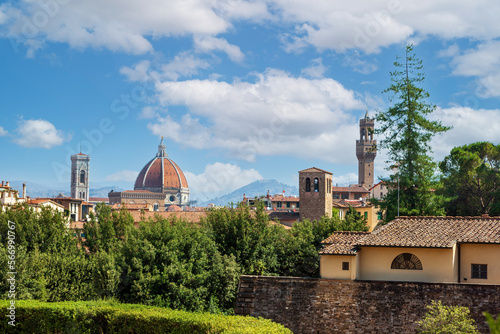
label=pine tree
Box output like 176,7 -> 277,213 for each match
375,44 -> 450,221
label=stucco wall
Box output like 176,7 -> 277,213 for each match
357,246 -> 457,283
460,243 -> 500,284
320,255 -> 356,279
235,275 -> 500,334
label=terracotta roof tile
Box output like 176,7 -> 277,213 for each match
331,186 -> 369,193
298,167 -> 332,174
358,216 -> 500,248
320,231 -> 370,255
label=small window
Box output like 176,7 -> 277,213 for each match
364,212 -> 368,219
471,264 -> 487,279
377,212 -> 382,220
314,178 -> 319,192
333,193 -> 340,199
80,170 -> 86,184
296,202 -> 299,208
277,202 -> 282,208
305,178 -> 311,192
341,193 -> 349,199
286,202 -> 291,208
153,203 -> 159,211
342,262 -> 349,271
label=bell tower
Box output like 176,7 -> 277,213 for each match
71,153 -> 90,202
356,111 -> 376,188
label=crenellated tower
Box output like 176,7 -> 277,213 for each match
356,111 -> 377,188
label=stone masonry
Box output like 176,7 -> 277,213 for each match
235,275 -> 500,333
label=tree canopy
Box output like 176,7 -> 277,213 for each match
439,142 -> 500,216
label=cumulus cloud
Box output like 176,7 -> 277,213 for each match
1,0 -> 238,55
3,0 -> 500,58
185,162 -> 263,201
106,170 -> 139,182
275,0 -> 500,53
14,119 -> 70,149
147,68 -> 365,162
194,35 -> 245,63
430,106 -> 500,160
301,58 -> 327,78
0,126 -> 7,136
443,41 -> 500,97
120,52 -> 211,82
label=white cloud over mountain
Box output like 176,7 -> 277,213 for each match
185,162 -> 263,201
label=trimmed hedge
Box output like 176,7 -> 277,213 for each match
0,300 -> 291,333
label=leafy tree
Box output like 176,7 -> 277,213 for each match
439,142 -> 500,216
344,205 -> 369,231
202,202 -> 285,276
375,44 -> 450,221
416,300 -> 478,334
484,312 -> 500,334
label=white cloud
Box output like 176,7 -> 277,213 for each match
14,119 -> 70,149
2,0 -> 238,55
194,36 -> 244,63
0,126 -> 7,136
273,0 -> 500,53
444,41 -> 500,97
332,173 -> 358,187
106,170 -> 139,182
120,52 -> 211,82
147,69 -> 366,163
301,58 -> 327,78
430,106 -> 500,160
120,60 -> 152,82
185,162 -> 263,201
4,0 -> 500,58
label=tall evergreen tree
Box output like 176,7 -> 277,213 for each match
375,44 -> 450,221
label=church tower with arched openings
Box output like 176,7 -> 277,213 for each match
299,167 -> 333,221
71,152 -> 90,202
356,111 -> 377,188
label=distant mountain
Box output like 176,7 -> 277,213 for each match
198,179 -> 298,207
7,181 -> 123,199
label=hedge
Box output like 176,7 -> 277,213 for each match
0,300 -> 291,333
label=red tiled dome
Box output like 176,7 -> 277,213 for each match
134,139 -> 188,191
167,204 -> 182,212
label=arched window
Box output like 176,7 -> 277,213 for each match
391,253 -> 423,270
305,178 -> 311,192
361,128 -> 366,140
314,178 -> 319,192
80,170 -> 86,185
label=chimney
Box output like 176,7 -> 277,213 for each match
6,181 -> 9,187
1,181 -> 3,187
23,182 -> 26,199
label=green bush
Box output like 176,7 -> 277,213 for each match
0,300 -> 291,333
416,300 -> 478,334
484,312 -> 500,334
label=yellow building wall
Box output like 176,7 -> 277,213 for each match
353,206 -> 380,232
320,255 -> 356,280
357,246 -> 458,283
460,243 -> 500,285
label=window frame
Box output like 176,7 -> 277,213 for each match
471,264 -> 487,279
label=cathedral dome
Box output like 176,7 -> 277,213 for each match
134,138 -> 188,192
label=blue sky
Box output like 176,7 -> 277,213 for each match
1,0 -> 500,202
